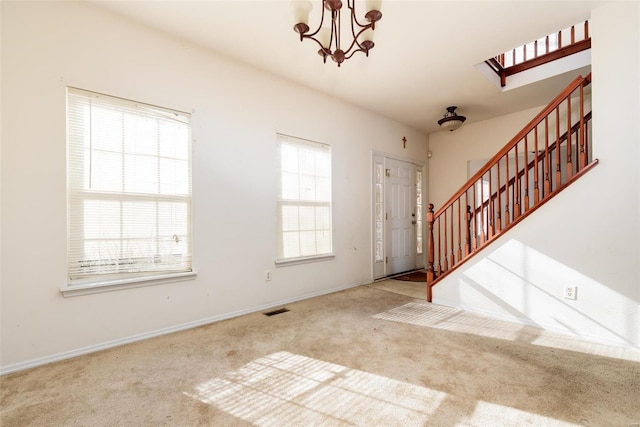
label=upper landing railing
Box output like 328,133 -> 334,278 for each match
486,20 -> 591,87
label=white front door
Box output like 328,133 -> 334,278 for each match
385,158 -> 416,275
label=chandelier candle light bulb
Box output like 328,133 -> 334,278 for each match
359,28 -> 374,44
292,0 -> 382,66
292,0 -> 312,26
366,0 -> 381,12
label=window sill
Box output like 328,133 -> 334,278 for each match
275,254 -> 335,267
60,271 -> 197,297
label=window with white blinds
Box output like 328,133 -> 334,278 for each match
67,88 -> 192,284
276,134 -> 333,261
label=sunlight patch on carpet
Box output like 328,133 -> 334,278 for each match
185,351 -> 585,426
185,351 -> 445,426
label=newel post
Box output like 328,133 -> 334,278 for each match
426,203 -> 435,302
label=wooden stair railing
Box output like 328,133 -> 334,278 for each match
471,111 -> 592,220
426,73 -> 597,302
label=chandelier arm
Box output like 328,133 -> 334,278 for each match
343,24 -> 373,55
301,34 -> 332,54
304,1 -> 327,39
347,0 -> 367,29
343,48 -> 367,60
348,4 -> 362,52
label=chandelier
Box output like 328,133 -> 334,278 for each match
292,0 -> 382,67
437,106 -> 467,132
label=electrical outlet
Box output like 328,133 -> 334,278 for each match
564,285 -> 577,300
265,271 -> 271,282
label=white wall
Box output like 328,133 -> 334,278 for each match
430,2 -> 640,348
0,2 -> 428,372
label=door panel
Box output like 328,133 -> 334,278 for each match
385,158 -> 415,274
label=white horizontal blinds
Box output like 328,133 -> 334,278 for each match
67,88 -> 192,282
277,134 -> 332,260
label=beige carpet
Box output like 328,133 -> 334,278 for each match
2,285 -> 639,426
367,278 -> 427,300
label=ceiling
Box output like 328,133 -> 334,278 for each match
91,0 -> 601,135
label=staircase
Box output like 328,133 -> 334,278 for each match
426,74 -> 596,302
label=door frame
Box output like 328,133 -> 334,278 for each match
372,152 -> 426,280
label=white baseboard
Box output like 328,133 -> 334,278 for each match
1,281 -> 364,376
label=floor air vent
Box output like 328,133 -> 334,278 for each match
263,308 -> 290,317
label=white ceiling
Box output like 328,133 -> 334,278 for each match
91,0 -> 601,134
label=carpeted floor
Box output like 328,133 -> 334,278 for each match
368,278 -> 426,300
1,284 -> 639,426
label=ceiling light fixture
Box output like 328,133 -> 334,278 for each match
292,0 -> 382,67
437,106 -> 467,132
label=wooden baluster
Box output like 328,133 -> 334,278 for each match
556,106 -> 562,187
426,203 -> 434,302
524,135 -> 530,211
512,49 -> 516,66
571,25 -> 575,44
472,185 -> 477,249
566,97 -> 573,179
514,143 -> 521,218
575,113 -> 580,174
523,44 -> 527,62
437,216 -> 443,274
442,210 -> 448,271
479,178 -> 486,244
585,20 -> 589,39
488,169 -> 494,238
457,199 -> 462,262
534,40 -> 538,58
534,125 -> 540,203
489,199 -> 495,239
544,116 -> 551,196
545,35 -> 550,54
579,82 -> 586,169
465,205 -> 472,256
496,157 -> 502,233
585,113 -> 590,165
505,150 -> 511,226
558,30 -> 562,48
449,205 -> 455,268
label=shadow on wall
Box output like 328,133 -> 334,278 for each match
451,239 -> 639,349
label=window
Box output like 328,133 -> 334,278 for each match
276,134 -> 332,262
67,88 -> 192,286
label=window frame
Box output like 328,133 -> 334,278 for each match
275,134 -> 334,265
62,87 -> 195,296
